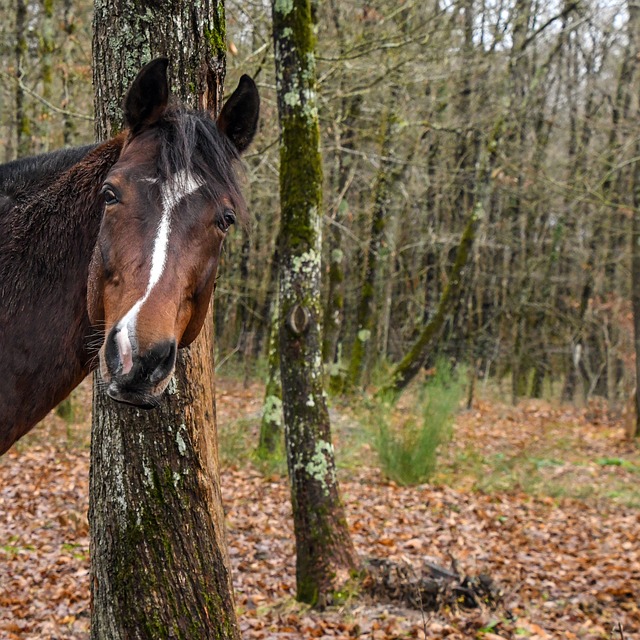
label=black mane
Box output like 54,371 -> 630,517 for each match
0,145 -> 97,208
153,106 -> 248,225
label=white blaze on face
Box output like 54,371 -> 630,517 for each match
114,169 -> 203,375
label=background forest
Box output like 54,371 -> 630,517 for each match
1,1 -> 640,639
0,0 -> 638,409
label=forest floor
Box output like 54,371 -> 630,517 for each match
0,377 -> 639,640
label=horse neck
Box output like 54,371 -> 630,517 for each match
0,135 -> 126,454
0,136 -> 124,349
3,136 -> 124,308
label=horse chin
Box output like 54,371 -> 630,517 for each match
107,388 -> 158,410
98,339 -> 177,409
107,382 -> 162,410
104,372 -> 174,410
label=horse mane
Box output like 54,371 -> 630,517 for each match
152,105 -> 249,226
0,144 -> 98,209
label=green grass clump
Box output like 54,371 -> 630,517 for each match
373,361 -> 465,485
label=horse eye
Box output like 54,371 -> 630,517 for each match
101,185 -> 119,206
218,209 -> 236,232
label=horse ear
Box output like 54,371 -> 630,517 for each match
124,58 -> 170,133
217,75 -> 260,153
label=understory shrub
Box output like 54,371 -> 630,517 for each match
373,361 -> 465,485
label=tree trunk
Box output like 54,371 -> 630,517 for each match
90,2 -> 240,638
272,0 -> 358,606
14,0 -> 28,158
258,294 -> 283,456
379,204 -> 479,399
347,110 -> 395,390
93,0 -> 226,141
322,0 -> 362,371
629,0 -> 640,437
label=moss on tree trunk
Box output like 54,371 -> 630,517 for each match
90,325 -> 238,639
89,2 -> 240,637
258,295 -> 283,456
272,0 -> 358,606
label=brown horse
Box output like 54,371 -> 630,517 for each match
0,58 -> 259,454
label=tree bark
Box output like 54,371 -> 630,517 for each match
258,294 -> 283,456
629,0 -> 640,437
89,2 -> 240,638
272,0 -> 358,606
347,107 -> 398,390
93,0 -> 226,141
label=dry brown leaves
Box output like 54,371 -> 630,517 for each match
0,380 -> 638,639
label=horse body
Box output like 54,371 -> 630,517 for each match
0,140 -> 124,452
0,59 -> 259,454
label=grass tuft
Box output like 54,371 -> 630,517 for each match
370,361 -> 465,485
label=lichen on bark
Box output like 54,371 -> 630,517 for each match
272,0 -> 358,607
90,1 -> 240,637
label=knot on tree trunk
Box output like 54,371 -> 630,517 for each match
287,303 -> 311,336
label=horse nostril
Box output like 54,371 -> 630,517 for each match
105,327 -> 122,375
145,339 -> 177,384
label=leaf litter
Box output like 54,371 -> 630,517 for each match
0,378 -> 638,639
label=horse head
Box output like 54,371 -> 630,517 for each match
87,58 -> 259,407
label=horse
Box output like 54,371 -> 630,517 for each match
0,58 -> 259,455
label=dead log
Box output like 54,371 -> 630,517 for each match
363,557 -> 501,612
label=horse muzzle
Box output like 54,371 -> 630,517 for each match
101,333 -> 177,407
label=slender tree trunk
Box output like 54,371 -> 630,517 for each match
272,0 -> 358,606
379,204 -> 479,399
89,2 -> 240,638
347,108 -> 397,390
15,0 -> 28,158
38,0 -> 54,154
629,0 -> 640,437
258,294 -> 283,456
322,0 -> 361,370
61,0 -> 77,146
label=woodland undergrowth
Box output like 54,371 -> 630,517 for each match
0,376 -> 639,639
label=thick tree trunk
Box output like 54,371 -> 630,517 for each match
93,0 -> 226,141
272,0 -> 358,606
90,2 -> 240,638
90,318 -> 238,639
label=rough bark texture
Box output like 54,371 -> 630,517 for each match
629,0 -> 640,437
90,2 -> 240,638
93,0 -> 226,141
258,295 -> 283,456
271,0 -> 358,606
90,318 -> 238,639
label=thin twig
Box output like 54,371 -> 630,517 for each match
0,69 -> 93,122
215,346 -> 241,372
